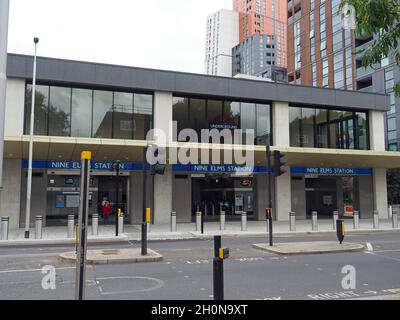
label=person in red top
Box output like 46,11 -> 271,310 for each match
101,197 -> 111,224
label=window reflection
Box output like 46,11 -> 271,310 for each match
134,94 -> 152,140
49,86 -> 71,136
92,90 -> 113,139
289,106 -> 368,150
71,89 -> 92,137
25,85 -> 49,135
172,97 -> 271,145
172,97 -> 189,141
25,84 -> 153,140
256,104 -> 271,146
113,92 -> 133,139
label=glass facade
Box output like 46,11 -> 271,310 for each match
289,106 -> 369,150
24,84 -> 153,140
172,96 -> 272,145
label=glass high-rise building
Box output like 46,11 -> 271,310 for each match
286,0 -> 400,204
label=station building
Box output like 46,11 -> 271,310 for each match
1,54 -> 399,228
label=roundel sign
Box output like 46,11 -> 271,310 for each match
241,179 -> 252,187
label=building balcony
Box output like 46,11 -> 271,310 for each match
356,65 -> 375,80
288,0 -> 301,12
354,39 -> 374,57
358,85 -> 374,93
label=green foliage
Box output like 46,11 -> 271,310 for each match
340,0 -> 400,95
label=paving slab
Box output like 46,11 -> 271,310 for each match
252,241 -> 365,255
59,248 -> 163,264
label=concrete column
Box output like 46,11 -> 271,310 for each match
373,168 -> 388,219
369,111 -> 385,151
0,159 -> 21,229
4,78 -> 25,136
275,170 -> 291,222
153,91 -> 173,143
154,164 -> 173,224
152,91 -> 173,225
272,101 -> 291,222
272,101 -> 290,147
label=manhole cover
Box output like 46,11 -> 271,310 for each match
101,249 -> 120,255
97,276 -> 164,295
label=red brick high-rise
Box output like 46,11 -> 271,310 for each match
233,0 -> 287,67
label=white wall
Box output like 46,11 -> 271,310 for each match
272,101 -> 290,147
369,110 -> 385,151
272,101 -> 291,221
153,91 -> 173,224
5,77 -> 25,136
368,111 -> 388,218
204,10 -> 239,77
373,168 -> 388,219
0,159 -> 21,229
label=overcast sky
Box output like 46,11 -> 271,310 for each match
8,0 -> 231,74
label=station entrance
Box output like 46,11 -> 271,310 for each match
191,174 -> 255,221
305,176 -> 359,219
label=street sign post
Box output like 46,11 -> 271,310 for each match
213,235 -> 229,300
336,219 -> 345,244
75,151 -> 91,300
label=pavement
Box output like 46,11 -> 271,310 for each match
0,218 -> 399,247
252,241 -> 365,255
59,248 -> 163,264
0,232 -> 399,300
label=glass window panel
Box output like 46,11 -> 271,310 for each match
134,93 -> 153,140
113,92 -> 133,139
316,109 -> 328,148
343,117 -> 354,149
207,100 -> 223,129
356,112 -> 368,150
25,84 -> 49,135
92,90 -> 113,138
71,88 -> 92,138
173,97 -> 189,141
388,130 -> 397,140
256,104 -> 271,145
190,99 -> 206,136
289,107 -> 301,147
223,101 -> 240,128
302,108 -> 315,147
388,117 -> 396,131
329,110 -> 343,148
49,86 -> 71,136
240,103 -> 256,144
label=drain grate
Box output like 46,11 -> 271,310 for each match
101,249 -> 120,255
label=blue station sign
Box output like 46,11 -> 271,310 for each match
291,167 -> 373,175
172,164 -> 272,173
23,161 -> 373,176
23,160 -> 144,171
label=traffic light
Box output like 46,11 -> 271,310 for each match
148,144 -> 165,176
150,163 -> 165,175
273,150 -> 286,177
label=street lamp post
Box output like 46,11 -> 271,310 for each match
114,160 -> 120,236
0,0 -> 10,190
24,37 -> 39,239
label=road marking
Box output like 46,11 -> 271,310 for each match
373,249 -> 400,253
382,288 -> 400,294
365,242 -> 373,252
0,266 -> 76,274
96,276 -> 165,295
364,251 -> 400,262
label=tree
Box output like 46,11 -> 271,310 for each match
340,0 -> 400,96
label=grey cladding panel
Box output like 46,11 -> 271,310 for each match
153,71 -> 176,92
94,64 -> 136,88
6,54 -> 388,111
